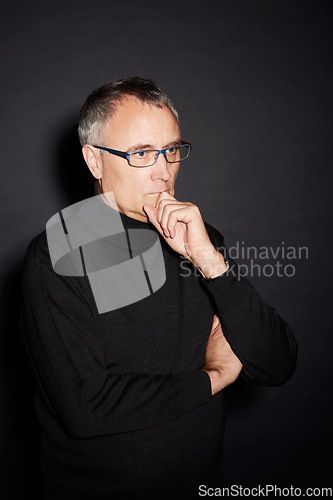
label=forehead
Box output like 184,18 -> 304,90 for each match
104,97 -> 180,148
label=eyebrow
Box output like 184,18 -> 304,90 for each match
126,138 -> 182,153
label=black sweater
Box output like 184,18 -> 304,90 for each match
20,199 -> 297,497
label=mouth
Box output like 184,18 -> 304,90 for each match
147,190 -> 169,196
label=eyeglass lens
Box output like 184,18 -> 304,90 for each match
129,144 -> 190,167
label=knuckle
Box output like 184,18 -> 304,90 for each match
162,203 -> 171,214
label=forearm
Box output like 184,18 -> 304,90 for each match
204,272 -> 297,385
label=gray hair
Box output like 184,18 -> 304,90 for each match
78,76 -> 179,147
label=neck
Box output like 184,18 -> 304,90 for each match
97,181 -> 149,223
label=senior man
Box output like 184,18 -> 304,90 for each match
20,77 -> 297,500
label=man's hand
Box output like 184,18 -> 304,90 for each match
143,193 -> 228,279
202,315 -> 243,395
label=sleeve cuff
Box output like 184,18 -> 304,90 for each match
201,263 -> 250,315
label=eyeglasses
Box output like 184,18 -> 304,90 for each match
93,142 -> 192,168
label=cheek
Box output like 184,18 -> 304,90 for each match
127,172 -> 150,197
171,165 -> 180,182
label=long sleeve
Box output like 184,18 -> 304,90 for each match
20,259 -> 211,439
203,224 -> 297,386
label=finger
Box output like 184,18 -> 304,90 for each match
158,202 -> 186,238
163,206 -> 194,239
156,199 -> 183,234
211,314 -> 220,329
155,192 -> 175,212
156,191 -> 176,203
210,315 -> 221,335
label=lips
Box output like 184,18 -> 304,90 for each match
148,190 -> 169,195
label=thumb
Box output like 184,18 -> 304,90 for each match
143,204 -> 158,224
143,204 -> 169,240
143,204 -> 165,237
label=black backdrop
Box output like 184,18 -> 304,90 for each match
1,0 -> 332,498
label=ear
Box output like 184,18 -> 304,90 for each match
82,145 -> 102,179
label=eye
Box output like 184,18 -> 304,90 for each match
133,150 -> 148,159
166,146 -> 177,155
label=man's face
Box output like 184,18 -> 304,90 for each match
96,97 -> 181,222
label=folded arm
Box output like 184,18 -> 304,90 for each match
20,263 -> 212,438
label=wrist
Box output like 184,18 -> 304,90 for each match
194,250 -> 228,280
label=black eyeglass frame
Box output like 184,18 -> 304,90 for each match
93,141 -> 192,168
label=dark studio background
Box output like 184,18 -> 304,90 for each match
1,0 -> 332,497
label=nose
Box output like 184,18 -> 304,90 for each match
151,151 -> 171,182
